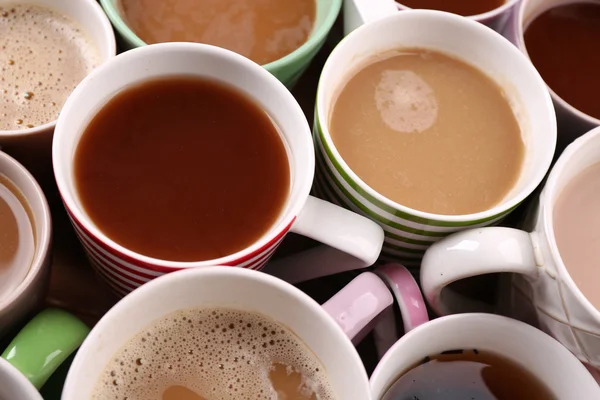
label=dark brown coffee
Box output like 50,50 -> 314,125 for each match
399,0 -> 505,16
381,349 -> 555,399
524,3 -> 600,120
117,0 -> 316,65
74,76 -> 290,262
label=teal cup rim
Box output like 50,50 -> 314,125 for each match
99,0 -> 341,72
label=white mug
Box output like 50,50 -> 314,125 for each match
62,266 -> 423,399
421,126 -> 600,369
370,313 -> 600,398
344,0 -> 521,36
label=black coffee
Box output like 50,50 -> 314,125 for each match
381,349 -> 556,400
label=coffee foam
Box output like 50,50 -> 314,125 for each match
92,308 -> 336,399
0,4 -> 100,130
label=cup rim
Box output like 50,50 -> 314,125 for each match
53,42 -> 313,270
316,9 -> 556,224
99,0 -> 342,72
0,152 -> 51,312
0,359 -> 42,400
370,313 -> 599,397
62,266 -> 370,398
543,126 -> 600,324
0,0 -> 116,138
395,0 -> 521,21
516,0 -> 600,127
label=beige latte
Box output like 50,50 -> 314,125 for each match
330,49 -> 524,215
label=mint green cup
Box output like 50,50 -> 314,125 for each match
0,309 -> 89,399
314,10 -> 556,270
99,0 -> 341,88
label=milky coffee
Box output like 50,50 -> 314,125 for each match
0,4 -> 100,130
92,307 -> 336,400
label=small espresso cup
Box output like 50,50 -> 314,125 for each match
0,0 -> 115,189
421,126 -> 600,368
53,42 -> 384,297
100,0 -> 341,88
313,10 -> 556,269
370,313 -> 600,398
0,151 -> 51,338
61,266 -> 423,399
344,0 -> 521,35
508,0 -> 600,146
0,309 -> 89,400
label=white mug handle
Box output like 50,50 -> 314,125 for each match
344,0 -> 398,35
263,196 -> 384,284
420,227 -> 540,316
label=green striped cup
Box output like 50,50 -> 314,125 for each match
99,0 -> 341,88
313,10 -> 556,270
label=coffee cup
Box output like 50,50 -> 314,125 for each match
0,151 -> 51,337
313,9 -> 556,270
421,126 -> 600,369
344,0 -> 521,35
370,313 -> 600,398
61,265 -> 423,399
53,42 -> 385,297
0,0 -> 116,190
99,0 -> 341,88
507,0 -> 600,149
0,309 -> 89,400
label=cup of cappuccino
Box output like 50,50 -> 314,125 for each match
0,0 -> 115,188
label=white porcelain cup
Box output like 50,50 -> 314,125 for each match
53,42 -> 384,296
421,126 -> 600,369
0,0 -> 116,190
0,152 -> 51,338
344,0 -> 521,36
506,0 -> 599,149
370,313 -> 600,398
313,9 -> 556,269
60,266 -> 414,399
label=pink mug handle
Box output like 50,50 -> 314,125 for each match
373,264 -> 429,358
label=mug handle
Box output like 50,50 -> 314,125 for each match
1,308 -> 90,390
420,227 -> 540,316
344,0 -> 398,35
264,196 -> 384,284
321,264 -> 428,347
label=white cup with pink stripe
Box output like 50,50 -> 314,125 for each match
52,43 -> 385,296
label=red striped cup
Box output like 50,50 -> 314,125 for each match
53,43 -> 384,296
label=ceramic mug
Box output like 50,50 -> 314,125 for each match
370,313 -> 600,398
313,9 -> 556,270
344,0 -> 521,35
0,0 -> 115,190
99,0 -> 341,88
421,126 -> 600,368
0,151 -> 51,338
0,309 -> 89,400
506,0 -> 600,149
61,265 -> 425,399
53,42 -> 385,297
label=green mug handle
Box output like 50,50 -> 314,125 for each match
1,308 -> 90,390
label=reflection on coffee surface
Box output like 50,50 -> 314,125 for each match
525,3 -> 600,120
330,49 -> 524,215
554,162 -> 600,310
381,349 -> 555,399
399,0 -> 505,16
0,4 -> 100,130
117,0 -> 315,65
92,307 -> 336,399
74,76 -> 290,262
0,174 -> 34,298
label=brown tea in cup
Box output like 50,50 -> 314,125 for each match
117,0 -> 316,65
399,0 -> 506,16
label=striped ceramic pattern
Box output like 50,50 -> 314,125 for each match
65,207 -> 291,297
312,114 -> 515,270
